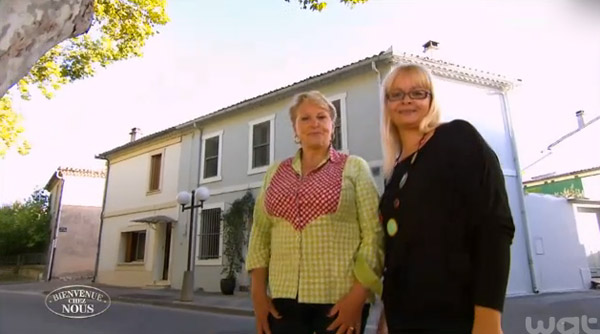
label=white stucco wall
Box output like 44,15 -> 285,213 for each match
98,138 -> 184,287
96,207 -> 178,287
104,140 -> 182,214
524,193 -> 591,292
573,205 -> 600,270
583,175 -> 600,199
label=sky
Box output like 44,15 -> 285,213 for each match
0,0 -> 599,204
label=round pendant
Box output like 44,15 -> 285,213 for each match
399,173 -> 408,189
386,218 -> 398,237
393,198 -> 400,209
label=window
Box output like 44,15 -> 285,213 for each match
328,93 -> 347,151
253,122 -> 270,167
200,130 -> 223,183
124,231 -> 146,262
331,99 -> 343,150
197,207 -> 223,262
248,115 -> 275,174
149,153 -> 162,191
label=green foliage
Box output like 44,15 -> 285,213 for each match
221,191 -> 255,279
0,96 -> 30,157
1,0 -> 170,157
285,0 -> 369,11
0,189 -> 52,256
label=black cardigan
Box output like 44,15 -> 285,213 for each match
379,120 -> 515,331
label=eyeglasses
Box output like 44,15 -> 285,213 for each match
386,89 -> 431,102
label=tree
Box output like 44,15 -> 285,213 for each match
287,0 -> 368,11
0,0 -> 170,158
221,191 -> 255,281
0,189 -> 51,256
0,0 -> 368,158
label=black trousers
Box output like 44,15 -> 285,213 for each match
268,298 -> 370,334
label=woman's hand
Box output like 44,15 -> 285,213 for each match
472,305 -> 503,334
376,308 -> 388,334
327,282 -> 369,334
251,291 -> 281,334
251,268 -> 281,334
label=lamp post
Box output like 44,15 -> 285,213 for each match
176,186 -> 210,302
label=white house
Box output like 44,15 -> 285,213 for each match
94,44 -> 576,296
45,167 -> 105,280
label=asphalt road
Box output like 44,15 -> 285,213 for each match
0,290 -> 256,334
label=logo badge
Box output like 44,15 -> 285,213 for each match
45,285 -> 111,319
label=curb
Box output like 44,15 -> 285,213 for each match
38,289 -> 255,317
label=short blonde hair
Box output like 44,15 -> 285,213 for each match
380,64 -> 441,179
289,90 -> 337,124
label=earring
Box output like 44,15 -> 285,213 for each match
294,135 -> 300,144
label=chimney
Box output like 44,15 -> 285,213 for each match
422,40 -> 439,55
129,127 -> 141,142
576,110 -> 585,129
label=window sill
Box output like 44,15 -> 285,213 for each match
146,189 -> 161,196
116,261 -> 146,270
200,175 -> 222,184
195,258 -> 223,266
118,261 -> 145,266
247,166 -> 268,175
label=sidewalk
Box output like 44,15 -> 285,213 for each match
1,279 -> 599,333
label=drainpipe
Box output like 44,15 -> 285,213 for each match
371,61 -> 381,87
192,124 -> 202,271
498,90 -> 540,294
47,170 -> 65,281
92,159 -> 110,283
178,124 -> 202,288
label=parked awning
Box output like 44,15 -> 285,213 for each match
131,215 -> 177,224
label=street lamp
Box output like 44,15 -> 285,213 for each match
176,186 -> 210,302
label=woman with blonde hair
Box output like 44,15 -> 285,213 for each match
247,90 -> 384,334
376,64 -> 515,334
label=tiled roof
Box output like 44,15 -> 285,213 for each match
524,165 -> 600,184
394,53 -> 518,90
45,167 -> 106,190
96,47 -> 518,159
96,50 -> 394,159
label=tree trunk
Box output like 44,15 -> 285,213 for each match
0,0 -> 94,97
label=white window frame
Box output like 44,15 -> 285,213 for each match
248,114 -> 275,175
147,148 -> 166,195
200,130 -> 224,184
118,227 -> 148,265
195,202 -> 225,266
328,92 -> 349,153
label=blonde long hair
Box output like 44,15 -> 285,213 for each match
380,64 -> 441,180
